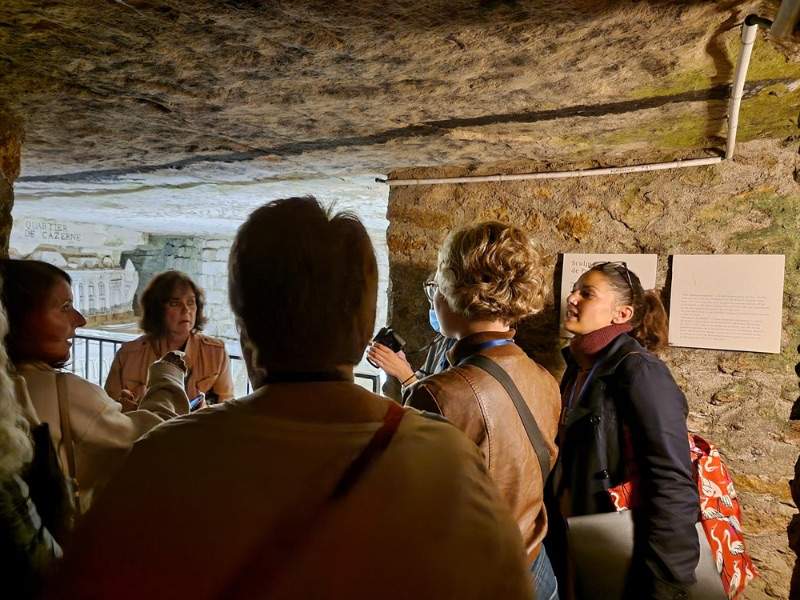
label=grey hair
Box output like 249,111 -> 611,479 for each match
0,282 -> 33,478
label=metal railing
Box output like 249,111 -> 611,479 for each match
69,331 -> 380,395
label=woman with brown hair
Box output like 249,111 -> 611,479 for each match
406,220 -> 562,599
549,262 -> 699,599
105,270 -> 233,409
0,259 -> 189,512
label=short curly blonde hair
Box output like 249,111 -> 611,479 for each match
436,221 -> 546,323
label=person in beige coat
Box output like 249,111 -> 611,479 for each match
0,259 -> 190,512
105,270 -> 234,410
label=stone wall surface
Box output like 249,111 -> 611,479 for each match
387,138 -> 800,599
0,105 -> 21,256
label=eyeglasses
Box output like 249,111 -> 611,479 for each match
423,280 -> 438,303
591,261 -> 634,294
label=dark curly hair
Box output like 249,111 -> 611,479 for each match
139,271 -> 207,337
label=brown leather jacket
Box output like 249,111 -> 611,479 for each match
405,330 -> 561,563
104,332 -> 234,406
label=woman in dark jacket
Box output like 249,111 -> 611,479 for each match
549,262 -> 699,600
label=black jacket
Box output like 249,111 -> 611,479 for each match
552,333 -> 700,599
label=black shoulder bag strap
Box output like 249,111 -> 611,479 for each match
460,354 -> 552,486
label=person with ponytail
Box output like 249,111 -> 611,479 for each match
547,262 -> 699,599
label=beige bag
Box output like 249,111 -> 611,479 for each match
567,510 -> 726,600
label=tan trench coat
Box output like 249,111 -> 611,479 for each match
104,332 -> 234,406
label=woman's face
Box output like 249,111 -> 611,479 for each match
23,278 -> 86,366
163,284 -> 197,340
564,270 -> 632,336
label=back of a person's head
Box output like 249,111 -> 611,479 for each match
437,220 -> 546,323
229,197 -> 377,372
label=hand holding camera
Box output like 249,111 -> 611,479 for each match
367,327 -> 415,383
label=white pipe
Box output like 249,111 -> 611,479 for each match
383,157 -> 722,187
381,18 -> 757,188
725,21 -> 759,159
770,0 -> 800,39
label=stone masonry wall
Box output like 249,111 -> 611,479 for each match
123,236 -> 235,341
386,138 -> 800,599
0,105 -> 22,256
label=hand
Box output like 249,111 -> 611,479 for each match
159,350 -> 188,374
367,343 -> 415,382
119,389 -> 138,412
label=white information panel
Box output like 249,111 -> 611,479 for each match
668,254 -> 785,353
560,253 -> 658,336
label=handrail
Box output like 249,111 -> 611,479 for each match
69,332 -> 380,396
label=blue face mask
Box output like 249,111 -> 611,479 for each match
428,308 -> 441,333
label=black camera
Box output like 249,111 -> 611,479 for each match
368,327 -> 406,368
372,327 -> 406,352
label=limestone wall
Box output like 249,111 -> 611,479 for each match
0,105 -> 22,256
386,139 -> 799,599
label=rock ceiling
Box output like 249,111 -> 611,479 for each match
1,0 -> 799,182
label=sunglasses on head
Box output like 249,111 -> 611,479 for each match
591,261 -> 634,293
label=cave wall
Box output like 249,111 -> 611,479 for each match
0,106 -> 21,256
386,138 -> 799,599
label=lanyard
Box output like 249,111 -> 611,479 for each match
474,338 -> 514,351
456,338 -> 514,368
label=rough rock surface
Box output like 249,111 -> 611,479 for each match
0,104 -> 21,255
2,0 -> 800,181
1,1 -> 800,597
387,138 -> 799,599
791,455 -> 800,598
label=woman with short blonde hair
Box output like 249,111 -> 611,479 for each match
407,220 -> 562,599
435,220 -> 546,323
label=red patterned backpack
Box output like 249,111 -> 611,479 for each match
609,433 -> 757,599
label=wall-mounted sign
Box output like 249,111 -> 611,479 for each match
560,253 -> 658,336
668,254 -> 785,354
10,217 -> 147,257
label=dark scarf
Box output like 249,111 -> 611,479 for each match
569,322 -> 633,370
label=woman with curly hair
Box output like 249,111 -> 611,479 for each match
406,220 -> 562,599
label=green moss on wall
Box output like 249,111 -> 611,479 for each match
629,33 -> 800,100
589,84 -> 799,154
